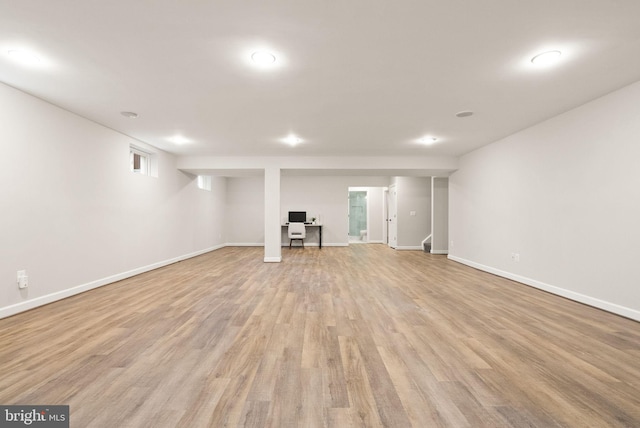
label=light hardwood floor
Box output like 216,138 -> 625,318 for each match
0,245 -> 639,427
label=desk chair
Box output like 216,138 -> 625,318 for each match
288,222 -> 306,248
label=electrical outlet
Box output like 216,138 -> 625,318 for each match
17,270 -> 28,289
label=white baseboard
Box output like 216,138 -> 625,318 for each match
448,255 -> 640,322
226,243 -> 265,247
395,246 -> 423,251
280,243 -> 349,247
0,245 -> 225,320
430,249 -> 449,255
282,243 -> 318,247
225,242 -> 350,248
263,256 -> 282,263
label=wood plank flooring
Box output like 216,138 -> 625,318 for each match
0,245 -> 639,427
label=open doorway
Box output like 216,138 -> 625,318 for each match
348,186 -> 388,245
348,190 -> 368,243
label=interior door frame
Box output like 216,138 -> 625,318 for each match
347,188 -> 369,243
387,183 -> 397,248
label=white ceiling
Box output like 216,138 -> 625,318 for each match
2,1 -> 640,159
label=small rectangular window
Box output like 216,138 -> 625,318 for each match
197,175 -> 212,191
130,147 -> 150,175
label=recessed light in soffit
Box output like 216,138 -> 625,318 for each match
120,111 -> 138,118
455,111 -> 474,118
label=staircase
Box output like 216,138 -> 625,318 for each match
422,234 -> 432,253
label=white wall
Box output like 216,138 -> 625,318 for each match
225,177 -> 264,245
367,186 -> 387,243
224,176 -> 390,246
281,176 -> 389,246
366,187 -> 385,243
348,186 -> 385,243
395,177 -> 431,249
431,177 -> 449,254
449,80 -> 640,321
0,83 -> 226,318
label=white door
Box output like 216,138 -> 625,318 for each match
382,188 -> 389,245
388,184 -> 398,248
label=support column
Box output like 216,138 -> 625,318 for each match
264,167 -> 282,262
430,177 -> 449,254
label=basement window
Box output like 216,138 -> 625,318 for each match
130,146 -> 150,175
197,175 -> 212,191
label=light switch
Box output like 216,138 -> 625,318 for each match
17,270 -> 28,289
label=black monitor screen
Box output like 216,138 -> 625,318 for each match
288,211 -> 306,223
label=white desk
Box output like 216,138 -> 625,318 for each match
282,223 -> 323,248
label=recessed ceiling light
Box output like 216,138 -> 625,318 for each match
168,135 -> 191,144
531,50 -> 562,66
120,111 -> 138,119
7,49 -> 41,66
283,135 -> 302,146
455,111 -> 474,118
251,51 -> 276,65
418,137 -> 438,145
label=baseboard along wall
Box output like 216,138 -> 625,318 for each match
448,255 -> 640,322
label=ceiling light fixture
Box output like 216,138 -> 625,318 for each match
455,111 -> 474,118
418,137 -> 438,145
531,50 -> 562,66
169,135 -> 190,144
120,111 -> 138,119
283,135 -> 302,146
251,51 -> 276,65
7,49 -> 41,66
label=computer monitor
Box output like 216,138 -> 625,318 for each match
288,211 -> 306,223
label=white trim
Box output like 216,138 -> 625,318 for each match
368,240 -> 385,244
264,256 -> 282,263
395,246 -> 423,251
421,234 -> 432,246
226,243 -> 264,247
281,243 -> 350,247
448,255 -> 640,322
430,250 -> 448,255
0,245 -> 225,320
227,242 -> 350,248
